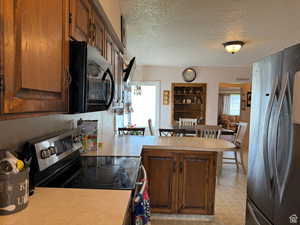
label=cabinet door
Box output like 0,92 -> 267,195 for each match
91,9 -> 105,55
142,151 -> 178,213
2,0 -> 69,114
177,152 -> 216,215
70,0 -> 91,42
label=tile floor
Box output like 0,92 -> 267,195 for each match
151,152 -> 248,225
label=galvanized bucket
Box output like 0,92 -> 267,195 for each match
0,168 -> 29,215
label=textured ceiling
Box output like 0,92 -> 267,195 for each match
121,0 -> 300,66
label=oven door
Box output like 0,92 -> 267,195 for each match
86,64 -> 115,112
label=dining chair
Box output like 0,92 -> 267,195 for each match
159,128 -> 183,137
148,119 -> 154,136
179,118 -> 197,136
196,125 -> 221,139
223,122 -> 248,173
195,125 -> 223,177
179,118 -> 197,127
118,128 -> 145,136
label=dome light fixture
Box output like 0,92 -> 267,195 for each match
223,41 -> 245,54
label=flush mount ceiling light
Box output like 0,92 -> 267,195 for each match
223,41 -> 245,54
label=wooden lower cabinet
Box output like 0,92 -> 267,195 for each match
142,151 -> 177,213
142,150 -> 216,215
177,153 -> 216,214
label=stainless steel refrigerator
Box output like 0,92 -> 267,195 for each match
247,43 -> 300,225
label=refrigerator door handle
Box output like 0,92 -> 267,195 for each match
273,73 -> 293,204
262,77 -> 278,193
247,202 -> 262,225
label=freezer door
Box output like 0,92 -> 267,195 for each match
247,52 -> 282,222
246,200 -> 273,225
274,44 -> 300,225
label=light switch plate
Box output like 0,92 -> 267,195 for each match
293,71 -> 300,124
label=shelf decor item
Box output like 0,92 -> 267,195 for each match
182,68 -> 197,82
163,90 -> 170,105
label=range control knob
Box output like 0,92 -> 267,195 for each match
40,150 -> 49,159
48,146 -> 56,155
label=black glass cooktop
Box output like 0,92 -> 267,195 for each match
39,156 -> 141,190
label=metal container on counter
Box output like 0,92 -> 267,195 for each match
0,165 -> 29,215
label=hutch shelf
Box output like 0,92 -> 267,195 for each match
172,83 -> 207,125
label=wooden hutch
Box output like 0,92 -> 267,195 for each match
171,83 -> 207,125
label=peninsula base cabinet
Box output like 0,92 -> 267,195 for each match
142,150 -> 217,215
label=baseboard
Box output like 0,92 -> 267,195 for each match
151,213 -> 214,222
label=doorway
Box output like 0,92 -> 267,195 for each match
127,81 -> 160,134
218,84 -> 242,132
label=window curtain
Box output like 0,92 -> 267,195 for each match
222,94 -> 231,115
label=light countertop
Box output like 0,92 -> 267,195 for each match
1,188 -> 131,225
81,135 -> 236,157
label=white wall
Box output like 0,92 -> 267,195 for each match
0,111 -> 115,151
133,65 -> 251,126
98,0 -> 121,39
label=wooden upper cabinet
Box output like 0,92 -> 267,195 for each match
142,151 -> 178,213
2,0 -> 69,115
177,153 -> 216,215
70,0 -> 92,42
91,7 -> 105,55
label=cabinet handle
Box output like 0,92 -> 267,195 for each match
179,161 -> 183,173
64,69 -> 72,87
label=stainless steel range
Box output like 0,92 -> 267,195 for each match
22,129 -> 141,195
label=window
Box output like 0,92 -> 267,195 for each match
222,94 -> 241,116
229,94 -> 241,115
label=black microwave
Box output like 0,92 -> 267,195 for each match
69,41 -> 115,113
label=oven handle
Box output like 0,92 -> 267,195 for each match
134,165 -> 147,203
102,68 -> 115,109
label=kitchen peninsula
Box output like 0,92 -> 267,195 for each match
83,136 -> 235,215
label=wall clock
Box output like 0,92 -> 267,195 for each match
182,68 -> 197,82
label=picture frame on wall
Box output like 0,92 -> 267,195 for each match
247,92 -> 252,107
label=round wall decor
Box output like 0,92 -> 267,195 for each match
182,68 -> 197,82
